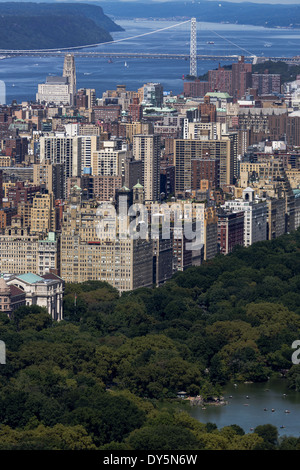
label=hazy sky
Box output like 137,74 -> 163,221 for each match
99,0 -> 300,4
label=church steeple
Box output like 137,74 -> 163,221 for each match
133,180 -> 144,204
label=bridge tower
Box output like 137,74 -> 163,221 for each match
190,17 -> 197,77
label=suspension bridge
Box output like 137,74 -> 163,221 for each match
0,19 -> 297,66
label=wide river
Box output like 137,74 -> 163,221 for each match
1,19 -> 300,103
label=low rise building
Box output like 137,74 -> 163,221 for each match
6,272 -> 64,321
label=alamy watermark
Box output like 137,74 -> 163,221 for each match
94,198 -> 205,251
0,340 -> 6,364
292,340 -> 300,365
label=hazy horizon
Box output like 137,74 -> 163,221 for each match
0,0 -> 298,4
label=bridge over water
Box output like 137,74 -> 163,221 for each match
0,51 -> 298,65
0,19 -> 298,65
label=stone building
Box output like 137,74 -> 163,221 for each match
6,272 -> 64,321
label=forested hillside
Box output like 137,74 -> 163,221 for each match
1,229 -> 300,449
101,1 -> 300,29
0,3 -> 123,49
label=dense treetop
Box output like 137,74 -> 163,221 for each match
1,229 -> 300,449
0,3 -> 123,49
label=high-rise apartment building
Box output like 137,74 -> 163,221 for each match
33,161 -> 64,200
208,65 -> 233,95
217,209 -> 244,254
175,137 -> 234,194
80,135 -> 101,172
60,196 -> 153,292
92,141 -> 130,179
128,97 -> 143,122
133,134 -> 161,202
232,56 -> 252,99
239,159 -> 296,233
223,188 -> 267,247
7,182 -> 41,207
252,73 -> 281,96
183,79 -> 209,98
39,135 -> 82,198
30,192 -> 56,235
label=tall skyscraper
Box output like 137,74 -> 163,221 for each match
232,56 -> 252,99
175,137 -> 234,194
39,135 -> 82,198
133,134 -> 161,202
63,53 -> 76,105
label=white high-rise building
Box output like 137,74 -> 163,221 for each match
36,76 -> 72,106
36,53 -> 76,106
223,188 -> 268,247
92,141 -> 130,179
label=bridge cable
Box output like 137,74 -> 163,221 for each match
206,28 -> 256,57
0,19 -> 191,53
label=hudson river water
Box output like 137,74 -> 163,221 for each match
1,19 -> 300,103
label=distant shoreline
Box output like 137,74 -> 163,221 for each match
110,17 -> 300,31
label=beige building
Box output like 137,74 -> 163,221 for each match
17,203 -> 32,230
80,135 -> 101,172
33,161 -> 64,200
123,122 -> 153,143
63,53 -> 76,105
0,218 -> 59,276
60,191 -> 153,292
0,156 -> 12,167
239,159 -> 296,233
30,193 -> 56,235
133,134 -> 161,202
146,199 -> 218,266
286,169 -> 300,189
78,123 -> 100,136
92,141 -> 131,179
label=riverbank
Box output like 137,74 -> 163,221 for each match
188,378 -> 300,437
102,1 -> 300,30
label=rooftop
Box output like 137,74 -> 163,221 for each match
16,273 -> 44,284
206,92 -> 232,99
